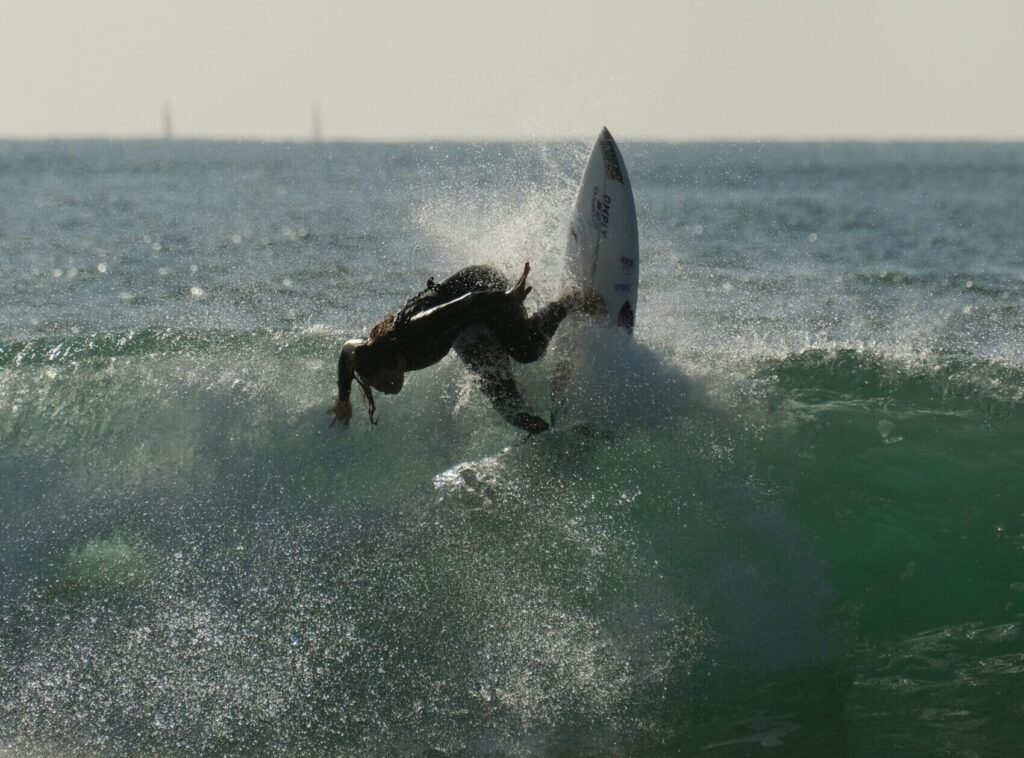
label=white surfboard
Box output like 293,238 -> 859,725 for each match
563,127 -> 639,331
552,128 -> 639,426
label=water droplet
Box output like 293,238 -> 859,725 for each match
97,262 -> 108,274
52,268 -> 63,278
231,234 -> 242,245
808,233 -> 818,243
190,286 -> 205,298
694,224 -> 704,236
189,264 -> 199,274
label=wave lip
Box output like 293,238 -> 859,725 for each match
755,346 -> 1024,415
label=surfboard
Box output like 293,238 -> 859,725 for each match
563,127 -> 639,332
551,128 -> 639,427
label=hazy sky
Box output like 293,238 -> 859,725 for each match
2,0 -> 1022,140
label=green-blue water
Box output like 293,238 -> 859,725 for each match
1,140 -> 1022,756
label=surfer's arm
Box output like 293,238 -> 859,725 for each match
473,368 -> 549,434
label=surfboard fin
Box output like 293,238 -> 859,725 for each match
617,301 -> 635,333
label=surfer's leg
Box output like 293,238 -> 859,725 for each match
493,287 -> 606,363
486,300 -> 569,364
454,327 -> 549,433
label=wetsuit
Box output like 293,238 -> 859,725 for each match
386,265 -> 568,432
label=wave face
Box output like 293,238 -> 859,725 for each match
1,140 -> 1023,756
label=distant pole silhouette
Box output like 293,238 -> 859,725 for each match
312,100 -> 322,143
162,102 -> 173,140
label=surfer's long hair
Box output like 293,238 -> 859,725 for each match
337,347 -> 380,426
338,315 -> 400,426
353,372 -> 378,426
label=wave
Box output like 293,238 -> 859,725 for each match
1,329 -> 1020,754
755,346 -> 1024,415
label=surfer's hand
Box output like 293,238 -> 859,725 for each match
507,262 -> 532,303
328,397 -> 352,427
513,411 -> 550,434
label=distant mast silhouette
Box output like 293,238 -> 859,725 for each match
162,103 -> 173,140
311,101 -> 322,143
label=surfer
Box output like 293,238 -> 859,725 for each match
330,262 -> 602,433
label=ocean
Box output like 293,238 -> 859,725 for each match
0,138 -> 1022,756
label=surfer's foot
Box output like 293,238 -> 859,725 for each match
559,287 -> 606,316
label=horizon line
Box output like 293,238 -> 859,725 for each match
3,133 -> 1024,145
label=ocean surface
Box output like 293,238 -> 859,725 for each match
1,138 -> 1022,756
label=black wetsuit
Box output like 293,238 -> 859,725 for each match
388,265 -> 568,432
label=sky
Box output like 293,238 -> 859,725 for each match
1,0 -> 1022,141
